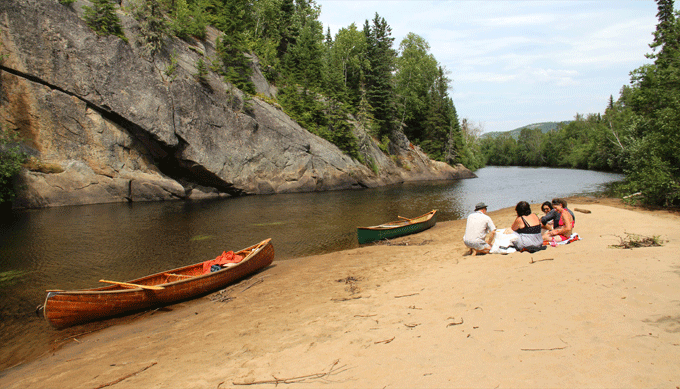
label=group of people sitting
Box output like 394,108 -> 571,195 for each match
463,198 -> 575,256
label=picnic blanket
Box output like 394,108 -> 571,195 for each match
545,233 -> 581,247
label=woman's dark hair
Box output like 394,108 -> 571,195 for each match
515,201 -> 532,216
551,198 -> 567,207
541,201 -> 553,212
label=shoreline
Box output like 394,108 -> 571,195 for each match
1,197 -> 679,388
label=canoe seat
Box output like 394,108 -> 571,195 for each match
164,273 -> 192,279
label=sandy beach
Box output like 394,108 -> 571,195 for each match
1,198 -> 679,389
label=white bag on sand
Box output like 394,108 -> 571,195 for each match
490,228 -> 517,254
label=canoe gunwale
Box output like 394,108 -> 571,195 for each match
357,210 -> 437,231
357,210 -> 438,244
46,241 -> 268,296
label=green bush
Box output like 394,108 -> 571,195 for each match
0,127 -> 27,204
170,0 -> 207,40
165,50 -> 178,80
82,0 -> 127,42
194,58 -> 209,85
215,36 -> 255,94
129,0 -> 168,56
623,138 -> 680,206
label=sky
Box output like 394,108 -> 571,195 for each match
315,0 -> 660,134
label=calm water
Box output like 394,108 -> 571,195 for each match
0,166 -> 622,370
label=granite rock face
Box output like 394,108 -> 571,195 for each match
0,0 -> 475,208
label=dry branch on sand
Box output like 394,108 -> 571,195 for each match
230,359 -> 348,386
609,233 -> 664,249
530,258 -> 554,264
372,239 -> 432,246
209,277 -> 266,303
93,362 -> 157,389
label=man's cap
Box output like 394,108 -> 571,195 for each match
475,202 -> 488,211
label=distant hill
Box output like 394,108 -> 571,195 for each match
483,121 -> 571,139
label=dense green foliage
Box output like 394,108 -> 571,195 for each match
394,34 -> 464,162
480,113 -> 624,170
363,14 -> 397,139
130,0 -> 169,56
194,57 -> 209,84
0,127 -> 27,204
624,0 -> 680,206
481,0 -> 680,206
82,0 -> 127,41
455,118 -> 486,171
170,0 -> 207,40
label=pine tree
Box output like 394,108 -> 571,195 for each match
324,23 -> 366,109
395,33 -> 439,143
650,0 -> 679,61
283,15 -> 324,89
171,0 -> 192,40
422,67 -> 454,161
188,0 -> 208,39
82,0 -> 126,41
277,0 -> 296,58
444,103 -> 459,163
215,36 -> 255,94
130,0 -> 168,56
363,13 -> 396,139
205,0 -> 254,35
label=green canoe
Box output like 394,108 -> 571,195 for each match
357,210 -> 438,244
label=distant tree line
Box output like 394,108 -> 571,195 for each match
479,111 -> 628,171
66,0 -> 482,171
479,0 -> 680,207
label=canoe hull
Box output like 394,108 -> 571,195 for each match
357,210 -> 437,244
43,239 -> 274,329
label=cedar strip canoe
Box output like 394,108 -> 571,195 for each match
357,210 -> 437,244
42,239 -> 274,329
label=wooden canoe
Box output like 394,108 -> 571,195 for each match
42,238 -> 274,329
357,210 -> 437,244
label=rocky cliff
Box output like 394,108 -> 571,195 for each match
0,0 -> 475,208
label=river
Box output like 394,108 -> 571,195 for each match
0,166 -> 623,370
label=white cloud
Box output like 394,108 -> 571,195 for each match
480,13 -> 558,28
455,71 -> 519,83
529,68 -> 580,86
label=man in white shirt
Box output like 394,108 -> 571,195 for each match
463,202 -> 496,256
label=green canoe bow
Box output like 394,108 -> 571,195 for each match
357,210 -> 438,244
